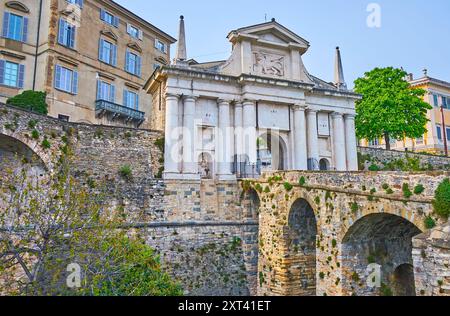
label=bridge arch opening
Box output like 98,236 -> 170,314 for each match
287,198 -> 318,295
341,213 -> 421,296
241,188 -> 260,220
0,134 -> 47,178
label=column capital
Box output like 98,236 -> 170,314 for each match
182,95 -> 198,102
344,113 -> 356,120
306,108 -> 318,115
217,99 -> 231,106
242,99 -> 255,106
293,103 -> 307,112
165,93 -> 180,100
331,112 -> 344,119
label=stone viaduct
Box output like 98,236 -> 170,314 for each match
251,171 -> 449,296
1,104 -> 449,296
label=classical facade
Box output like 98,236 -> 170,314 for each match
0,0 -> 175,128
146,17 -> 360,180
361,71 -> 450,155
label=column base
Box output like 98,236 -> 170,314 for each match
181,173 -> 201,180
217,174 -> 237,181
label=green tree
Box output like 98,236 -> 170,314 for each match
6,91 -> 48,115
0,152 -> 181,296
354,67 -> 432,150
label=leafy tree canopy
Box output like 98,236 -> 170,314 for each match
6,91 -> 48,115
354,67 -> 432,150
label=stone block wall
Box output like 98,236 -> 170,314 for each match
413,221 -> 450,296
358,146 -> 450,171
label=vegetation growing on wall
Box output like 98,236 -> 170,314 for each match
433,179 -> 450,219
7,91 -> 48,115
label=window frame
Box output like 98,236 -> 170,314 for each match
54,64 -> 78,95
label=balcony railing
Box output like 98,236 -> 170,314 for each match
95,100 -> 145,127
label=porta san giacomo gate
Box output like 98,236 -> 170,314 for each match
251,171 -> 450,296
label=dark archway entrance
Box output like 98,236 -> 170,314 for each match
257,132 -> 288,172
342,213 -> 421,296
286,199 -> 318,295
392,264 -> 416,296
319,158 -> 330,171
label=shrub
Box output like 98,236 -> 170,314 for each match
414,184 -> 425,195
155,137 -> 165,153
433,179 -> 450,219
368,164 -> 380,172
31,129 -> 40,140
7,91 -> 48,114
402,183 -> 413,199
41,138 -> 51,149
299,176 -> 306,186
119,165 -> 133,181
28,119 -> 38,129
283,182 -> 293,191
351,202 -> 359,213
424,216 -> 436,229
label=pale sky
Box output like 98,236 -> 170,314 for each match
116,0 -> 450,88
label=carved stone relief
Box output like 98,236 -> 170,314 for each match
253,52 -> 285,77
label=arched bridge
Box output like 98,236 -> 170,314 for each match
248,171 -> 449,296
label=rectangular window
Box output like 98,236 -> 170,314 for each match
155,39 -> 167,54
66,0 -> 83,8
54,64 -> 78,94
415,137 -> 424,145
369,139 -> 380,146
0,60 -> 24,88
99,39 -> 117,66
125,50 -> 141,76
127,23 -> 142,40
58,18 -> 76,49
123,90 -> 139,110
433,94 -> 439,107
58,114 -> 70,122
447,128 -> 450,142
443,96 -> 448,109
100,9 -> 119,27
2,12 -> 28,42
437,125 -> 442,141
96,80 -> 115,102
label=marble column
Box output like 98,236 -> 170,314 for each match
234,102 -> 244,173
182,95 -> 198,177
306,109 -> 319,170
164,93 -> 181,178
217,99 -> 234,180
243,100 -> 257,164
332,112 -> 347,171
293,104 -> 308,170
344,114 -> 358,171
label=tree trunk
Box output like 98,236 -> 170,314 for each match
384,133 -> 391,150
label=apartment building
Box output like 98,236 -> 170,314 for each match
0,0 -> 176,128
360,70 -> 450,156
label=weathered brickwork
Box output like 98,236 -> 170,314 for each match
358,146 -> 450,171
413,221 -> 450,296
254,171 -> 449,296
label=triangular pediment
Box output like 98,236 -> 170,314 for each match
127,42 -> 142,53
228,21 -> 310,50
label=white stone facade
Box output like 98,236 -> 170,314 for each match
147,18 -> 360,180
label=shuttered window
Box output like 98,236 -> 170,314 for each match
54,64 -> 78,94
0,60 -> 24,88
99,39 -> 117,66
2,12 -> 28,43
58,18 -> 76,49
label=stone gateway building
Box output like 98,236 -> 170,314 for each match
146,17 -> 361,180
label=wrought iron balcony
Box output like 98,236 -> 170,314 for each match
95,100 -> 145,127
